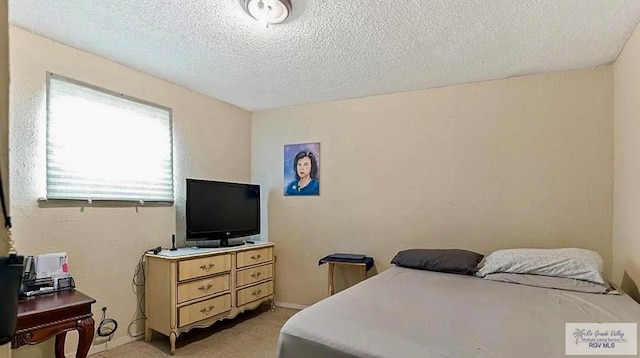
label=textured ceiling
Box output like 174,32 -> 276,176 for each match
9,0 -> 640,111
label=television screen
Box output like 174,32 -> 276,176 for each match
186,179 -> 260,244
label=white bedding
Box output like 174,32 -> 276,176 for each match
277,266 -> 640,358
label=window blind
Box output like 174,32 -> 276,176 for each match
46,74 -> 174,202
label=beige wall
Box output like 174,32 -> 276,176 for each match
252,67 -> 614,305
9,27 -> 251,356
613,22 -> 640,302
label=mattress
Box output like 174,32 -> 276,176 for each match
277,266 -> 640,358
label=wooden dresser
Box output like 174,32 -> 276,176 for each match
144,242 -> 275,354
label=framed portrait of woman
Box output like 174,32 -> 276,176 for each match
284,142 -> 320,196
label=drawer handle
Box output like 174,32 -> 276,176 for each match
198,283 -> 214,293
250,254 -> 262,260
251,289 -> 263,297
199,263 -> 215,271
200,305 -> 216,315
250,272 -> 262,278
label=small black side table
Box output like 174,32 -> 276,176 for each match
318,254 -> 375,296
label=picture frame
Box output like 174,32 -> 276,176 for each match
284,142 -> 320,196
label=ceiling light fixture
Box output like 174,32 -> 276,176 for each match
242,0 -> 292,26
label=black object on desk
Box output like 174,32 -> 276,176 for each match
170,234 -> 178,251
328,253 -> 365,260
318,254 -> 375,271
318,254 -> 375,296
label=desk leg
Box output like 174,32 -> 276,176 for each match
55,332 -> 66,358
76,317 -> 95,358
328,263 -> 335,296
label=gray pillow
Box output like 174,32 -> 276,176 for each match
391,249 -> 484,275
483,273 -> 619,295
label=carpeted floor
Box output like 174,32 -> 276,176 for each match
92,306 -> 298,357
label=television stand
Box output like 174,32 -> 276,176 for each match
145,242 -> 275,354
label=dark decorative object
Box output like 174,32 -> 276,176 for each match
0,160 -> 24,346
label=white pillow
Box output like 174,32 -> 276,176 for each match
476,248 -> 605,284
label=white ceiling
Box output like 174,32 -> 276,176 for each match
9,1 -> 640,111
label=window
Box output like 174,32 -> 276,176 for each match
46,73 -> 174,202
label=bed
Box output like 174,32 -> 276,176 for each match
277,266 -> 640,358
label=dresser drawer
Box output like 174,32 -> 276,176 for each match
236,264 -> 273,287
178,254 -> 231,281
237,247 -> 273,268
178,294 -> 231,327
177,274 -> 230,304
237,281 -> 273,306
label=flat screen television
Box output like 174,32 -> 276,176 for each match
186,179 -> 260,247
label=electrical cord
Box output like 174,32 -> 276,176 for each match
97,307 -> 118,338
128,252 -> 147,338
133,252 -> 146,287
98,251 -> 150,341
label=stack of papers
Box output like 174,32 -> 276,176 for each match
35,252 -> 70,289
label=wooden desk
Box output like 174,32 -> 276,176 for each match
12,290 -> 96,358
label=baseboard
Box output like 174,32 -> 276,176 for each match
65,335 -> 142,358
275,301 -> 309,310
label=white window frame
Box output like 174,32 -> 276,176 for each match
45,72 -> 175,204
